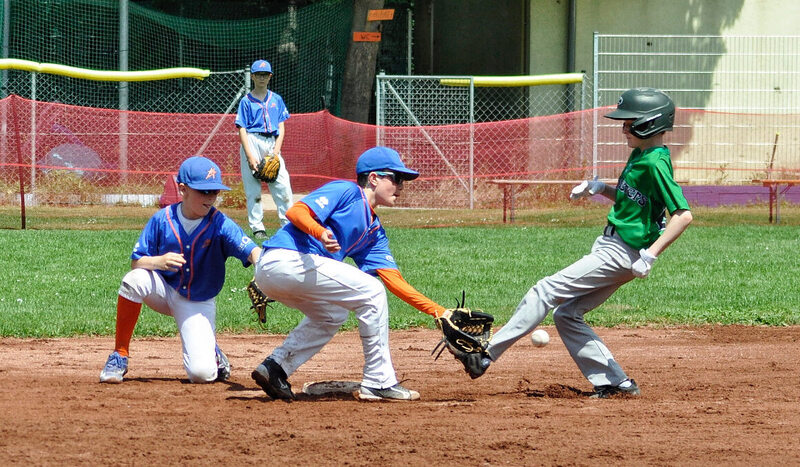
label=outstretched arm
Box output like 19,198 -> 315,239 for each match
247,246 -> 263,265
376,268 -> 445,318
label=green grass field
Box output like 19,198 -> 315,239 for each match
1,204 -> 799,337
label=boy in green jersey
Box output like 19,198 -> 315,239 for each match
469,88 -> 693,398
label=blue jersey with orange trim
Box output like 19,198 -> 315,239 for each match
234,90 -> 290,135
132,204 -> 257,301
265,180 -> 398,274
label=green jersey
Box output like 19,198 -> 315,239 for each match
607,145 -> 690,250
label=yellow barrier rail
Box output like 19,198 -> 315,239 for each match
440,73 -> 583,88
0,59 -> 210,81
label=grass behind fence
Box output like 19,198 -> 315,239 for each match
1,204 -> 799,337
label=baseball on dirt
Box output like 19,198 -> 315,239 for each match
530,329 -> 550,347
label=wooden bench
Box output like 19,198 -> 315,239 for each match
752,179 -> 800,223
487,179 -> 615,223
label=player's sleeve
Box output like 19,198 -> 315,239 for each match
278,95 -> 290,122
234,97 -> 248,128
301,181 -> 353,223
219,214 -> 258,266
376,268 -> 446,318
131,214 -> 161,260
286,202 -> 327,240
652,158 -> 690,214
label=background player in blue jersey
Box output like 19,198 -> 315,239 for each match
99,156 -> 262,384
250,147 -> 450,401
236,59 -> 293,239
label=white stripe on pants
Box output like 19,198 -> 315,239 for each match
239,133 -> 293,230
254,248 -> 398,389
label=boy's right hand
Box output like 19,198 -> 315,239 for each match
247,156 -> 260,172
320,229 -> 341,253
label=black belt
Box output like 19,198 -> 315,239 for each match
257,132 -> 277,137
603,224 -> 616,237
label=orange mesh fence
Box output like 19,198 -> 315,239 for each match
2,95 -> 796,228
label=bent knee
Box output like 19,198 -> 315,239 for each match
185,360 -> 218,383
119,268 -> 153,300
363,276 -> 386,301
553,307 -> 583,328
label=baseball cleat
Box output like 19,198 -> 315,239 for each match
590,379 -> 641,399
252,357 -> 295,400
354,384 -> 420,401
215,345 -> 231,382
99,351 -> 128,384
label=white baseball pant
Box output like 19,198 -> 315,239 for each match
118,269 -> 219,383
254,248 -> 398,390
239,133 -> 293,231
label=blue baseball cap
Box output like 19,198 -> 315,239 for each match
356,147 -> 419,180
251,60 -> 272,74
176,156 -> 230,191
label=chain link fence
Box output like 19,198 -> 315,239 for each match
1,0 -> 354,115
375,74 -> 593,208
2,69 -> 248,114
594,34 -> 800,184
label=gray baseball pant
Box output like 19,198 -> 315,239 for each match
487,230 -> 639,387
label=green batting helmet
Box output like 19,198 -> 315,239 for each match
605,87 -> 675,139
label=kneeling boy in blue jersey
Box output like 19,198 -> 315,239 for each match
100,156 -> 262,384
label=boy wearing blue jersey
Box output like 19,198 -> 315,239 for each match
99,156 -> 262,384
236,59 -> 293,239
251,147 -> 449,401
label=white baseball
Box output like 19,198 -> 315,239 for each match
530,329 -> 550,347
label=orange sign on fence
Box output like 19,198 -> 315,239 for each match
353,32 -> 381,42
367,9 -> 395,21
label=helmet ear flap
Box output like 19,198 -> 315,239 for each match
630,112 -> 664,139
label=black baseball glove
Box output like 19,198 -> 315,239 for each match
247,278 -> 275,324
432,292 -> 494,379
253,154 -> 280,183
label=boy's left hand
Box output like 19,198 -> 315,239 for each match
632,249 -> 657,278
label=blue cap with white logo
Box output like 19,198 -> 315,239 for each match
177,156 -> 230,191
355,147 -> 419,180
251,60 -> 272,74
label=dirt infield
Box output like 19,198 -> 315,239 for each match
2,326 -> 800,465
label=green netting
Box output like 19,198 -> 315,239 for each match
2,0 -> 353,114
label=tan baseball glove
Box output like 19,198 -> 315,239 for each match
253,154 -> 280,183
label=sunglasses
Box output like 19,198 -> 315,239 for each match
374,171 -> 403,185
179,183 -> 220,196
